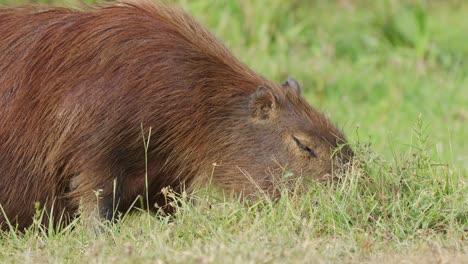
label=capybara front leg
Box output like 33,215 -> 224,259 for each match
68,173 -> 120,229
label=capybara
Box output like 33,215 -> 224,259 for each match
0,1 -> 351,230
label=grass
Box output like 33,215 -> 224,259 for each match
0,0 -> 467,263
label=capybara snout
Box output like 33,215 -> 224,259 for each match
0,1 -> 350,230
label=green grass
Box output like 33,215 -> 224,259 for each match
0,0 -> 467,263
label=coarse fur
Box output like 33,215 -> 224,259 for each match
0,1 -> 351,230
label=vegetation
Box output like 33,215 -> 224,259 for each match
0,0 -> 466,262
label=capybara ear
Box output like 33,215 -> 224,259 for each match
282,77 -> 301,95
250,86 -> 277,120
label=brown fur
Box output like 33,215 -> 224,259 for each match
0,1 -> 351,230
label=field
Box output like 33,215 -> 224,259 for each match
0,0 -> 467,263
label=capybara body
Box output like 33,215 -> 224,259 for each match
0,1 -> 350,230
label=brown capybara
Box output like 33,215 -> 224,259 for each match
0,1 -> 351,230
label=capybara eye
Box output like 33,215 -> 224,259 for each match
292,136 -> 317,158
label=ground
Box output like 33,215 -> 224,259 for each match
0,0 -> 466,263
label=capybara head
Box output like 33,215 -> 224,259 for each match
209,77 -> 351,196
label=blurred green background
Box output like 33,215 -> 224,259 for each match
1,0 -> 466,172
